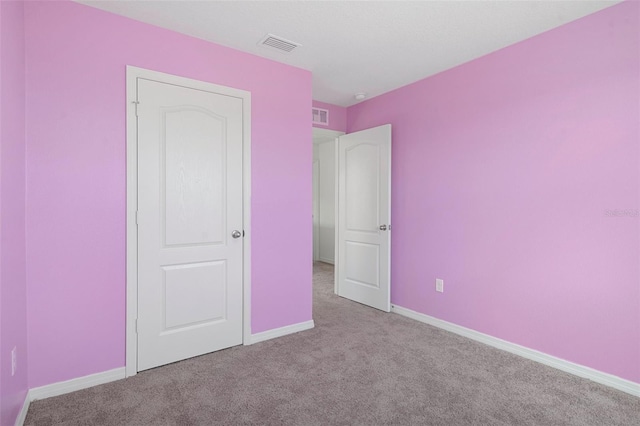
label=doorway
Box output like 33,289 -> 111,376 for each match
312,125 -> 392,312
312,128 -> 344,266
126,66 -> 252,376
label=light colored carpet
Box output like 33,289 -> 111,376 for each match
25,262 -> 639,425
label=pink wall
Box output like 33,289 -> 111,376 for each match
0,0 -> 29,424
313,100 -> 347,132
25,1 -> 312,388
348,2 -> 639,383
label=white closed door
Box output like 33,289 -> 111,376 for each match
137,78 -> 244,371
336,124 -> 391,312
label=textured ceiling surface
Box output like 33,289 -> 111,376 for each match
78,1 -> 620,106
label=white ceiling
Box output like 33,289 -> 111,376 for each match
78,0 -> 621,107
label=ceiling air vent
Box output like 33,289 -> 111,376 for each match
258,34 -> 301,53
312,107 -> 329,126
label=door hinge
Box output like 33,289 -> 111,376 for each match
132,100 -> 140,116
135,211 -> 139,225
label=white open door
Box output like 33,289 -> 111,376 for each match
336,124 -> 391,312
136,77 -> 245,371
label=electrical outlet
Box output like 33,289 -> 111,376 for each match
436,279 -> 444,293
11,347 -> 17,376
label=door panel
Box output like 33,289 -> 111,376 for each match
162,261 -> 226,329
345,144 -> 380,232
345,242 -> 380,288
337,124 -> 391,312
137,78 -> 243,371
163,107 -> 226,246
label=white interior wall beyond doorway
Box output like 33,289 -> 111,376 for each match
312,128 -> 344,264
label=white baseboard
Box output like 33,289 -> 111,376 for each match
14,393 -> 30,426
28,367 -> 126,402
391,305 -> 640,398
318,257 -> 334,265
249,320 -> 315,345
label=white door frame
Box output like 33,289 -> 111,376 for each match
125,66 -> 252,377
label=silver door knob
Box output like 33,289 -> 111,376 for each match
231,230 -> 242,239
379,225 -> 387,231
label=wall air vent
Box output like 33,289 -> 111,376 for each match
312,107 -> 329,126
258,34 -> 301,53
